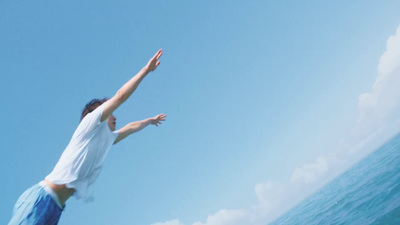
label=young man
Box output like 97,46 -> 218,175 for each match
9,49 -> 166,225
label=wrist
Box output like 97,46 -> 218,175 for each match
142,66 -> 151,75
144,118 -> 153,125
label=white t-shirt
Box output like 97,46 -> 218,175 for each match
46,101 -> 119,201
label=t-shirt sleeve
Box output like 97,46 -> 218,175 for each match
88,101 -> 107,124
112,131 -> 119,141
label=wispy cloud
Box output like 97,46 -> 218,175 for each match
152,24 -> 400,225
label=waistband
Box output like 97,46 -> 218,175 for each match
39,181 -> 64,210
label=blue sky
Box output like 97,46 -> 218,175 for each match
2,1 -> 400,224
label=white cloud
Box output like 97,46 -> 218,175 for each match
355,25 -> 400,143
254,181 -> 285,207
377,26 -> 400,81
192,209 -> 249,225
290,157 -> 329,184
152,24 -> 400,225
151,219 -> 185,225
191,182 -> 289,225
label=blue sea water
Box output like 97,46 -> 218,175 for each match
270,134 -> 400,225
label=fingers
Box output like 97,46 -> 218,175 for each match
147,49 -> 163,71
153,49 -> 163,60
152,114 -> 166,127
158,114 -> 167,121
156,49 -> 163,60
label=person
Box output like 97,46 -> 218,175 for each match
8,49 -> 166,225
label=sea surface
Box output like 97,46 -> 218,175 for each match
270,134 -> 400,225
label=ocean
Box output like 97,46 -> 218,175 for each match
270,134 -> 400,225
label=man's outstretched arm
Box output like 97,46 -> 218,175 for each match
114,114 -> 166,144
101,49 -> 163,122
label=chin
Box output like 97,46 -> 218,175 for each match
108,124 -> 116,131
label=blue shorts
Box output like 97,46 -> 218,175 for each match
8,183 -> 63,225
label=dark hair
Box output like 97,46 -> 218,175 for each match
81,98 -> 108,121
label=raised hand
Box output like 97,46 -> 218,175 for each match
145,49 -> 163,72
150,113 -> 167,127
